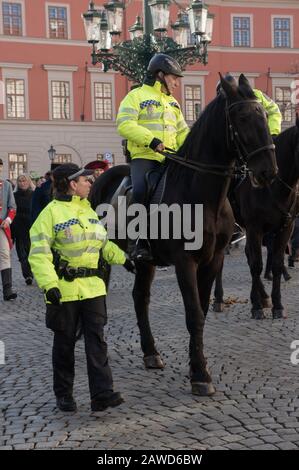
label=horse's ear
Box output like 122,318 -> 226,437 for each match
219,73 -> 237,98
239,73 -> 251,89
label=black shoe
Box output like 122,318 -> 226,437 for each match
25,277 -> 33,285
91,391 -> 124,412
56,395 -> 77,412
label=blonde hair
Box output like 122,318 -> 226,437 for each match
16,174 -> 35,191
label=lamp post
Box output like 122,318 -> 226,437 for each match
82,0 -> 214,84
48,145 -> 56,163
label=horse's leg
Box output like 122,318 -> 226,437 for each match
271,227 -> 293,319
212,259 -> 225,312
197,252 -> 225,315
175,255 -> 215,396
245,230 -> 265,319
132,261 -> 164,369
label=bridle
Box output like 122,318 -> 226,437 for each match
225,100 -> 275,166
161,99 -> 275,178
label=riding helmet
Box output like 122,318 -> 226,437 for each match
147,54 -> 184,77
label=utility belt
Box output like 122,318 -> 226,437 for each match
56,259 -> 101,282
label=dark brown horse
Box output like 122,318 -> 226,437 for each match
214,116 -> 299,319
90,74 -> 277,396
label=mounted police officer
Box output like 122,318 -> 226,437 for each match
116,53 -> 190,261
29,163 -> 135,412
216,73 -> 282,138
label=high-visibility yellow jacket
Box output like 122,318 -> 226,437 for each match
253,89 -> 282,136
29,195 -> 126,302
117,81 -> 189,162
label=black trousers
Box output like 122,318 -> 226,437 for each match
51,296 -> 113,400
15,232 -> 32,279
130,158 -> 162,204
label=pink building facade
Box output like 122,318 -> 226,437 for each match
0,0 -> 298,180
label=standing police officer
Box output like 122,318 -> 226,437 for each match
29,163 -> 135,412
116,53 -> 190,260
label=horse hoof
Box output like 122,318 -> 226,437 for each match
143,354 -> 165,369
272,309 -> 287,320
213,302 -> 225,312
192,382 -> 216,396
262,297 -> 272,309
251,309 -> 265,320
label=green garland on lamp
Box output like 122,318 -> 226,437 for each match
96,35 -> 208,85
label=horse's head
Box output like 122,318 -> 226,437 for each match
220,73 -> 278,188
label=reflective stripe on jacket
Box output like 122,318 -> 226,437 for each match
29,196 -> 126,302
116,81 -> 189,162
253,89 -> 282,136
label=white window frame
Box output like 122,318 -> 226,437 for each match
8,152 -> 27,180
0,63 -> 31,119
231,14 -> 253,48
89,69 -> 115,121
45,2 -> 71,40
0,0 -> 26,36
271,15 -> 293,49
272,76 -> 295,126
44,66 -> 76,121
181,72 -> 208,124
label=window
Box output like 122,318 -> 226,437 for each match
51,81 -> 70,119
2,2 -> 22,35
273,18 -> 291,48
275,86 -> 293,123
184,85 -> 201,122
8,153 -> 27,180
6,78 -> 25,118
94,83 -> 113,120
48,5 -> 68,39
54,154 -> 72,163
233,16 -> 251,47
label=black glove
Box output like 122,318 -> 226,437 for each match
123,259 -> 137,275
46,287 -> 62,305
149,138 -> 163,151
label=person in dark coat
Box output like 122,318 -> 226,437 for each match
31,164 -> 60,224
11,174 -> 35,284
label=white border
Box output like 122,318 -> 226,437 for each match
90,71 -> 115,122
1,65 -> 30,119
46,69 -> 74,121
45,2 -> 71,40
231,13 -> 254,48
0,0 -> 26,36
271,15 -> 293,48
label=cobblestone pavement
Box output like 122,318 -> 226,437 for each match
0,246 -> 299,450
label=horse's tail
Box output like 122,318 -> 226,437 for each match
89,164 -> 130,210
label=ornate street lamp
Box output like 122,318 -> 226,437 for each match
187,0 -> 208,36
171,12 -> 190,48
82,0 -> 214,84
129,16 -> 144,40
48,145 -> 56,162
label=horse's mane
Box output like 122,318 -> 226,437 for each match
178,84 -> 256,160
178,95 -> 225,159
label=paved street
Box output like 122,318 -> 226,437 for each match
1,246 -> 299,450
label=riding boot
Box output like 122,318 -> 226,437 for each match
1,268 -> 17,301
128,238 -> 152,262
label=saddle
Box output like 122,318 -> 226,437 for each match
108,164 -> 168,240
110,165 -> 168,209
